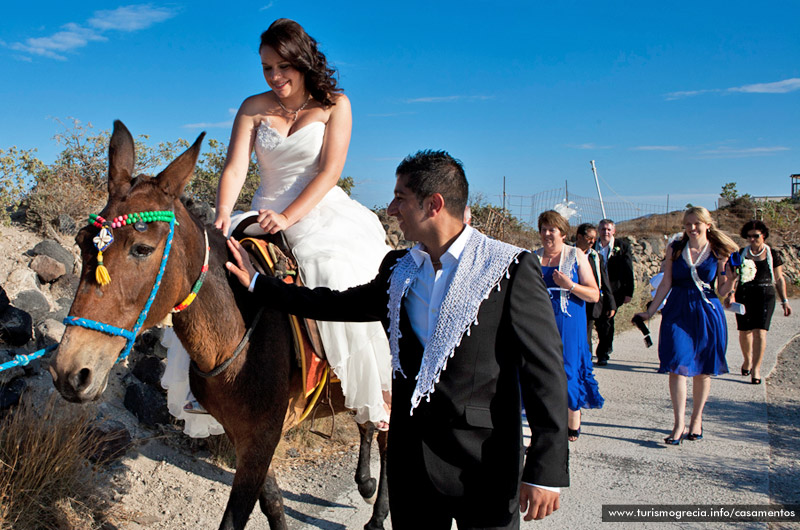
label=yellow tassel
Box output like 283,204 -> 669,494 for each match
96,251 -> 111,286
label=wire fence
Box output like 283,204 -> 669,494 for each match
496,188 -> 670,227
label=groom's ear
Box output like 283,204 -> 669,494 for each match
426,193 -> 446,217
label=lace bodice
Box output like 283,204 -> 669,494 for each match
251,119 -> 326,213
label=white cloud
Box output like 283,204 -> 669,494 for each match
5,4 -> 176,60
697,146 -> 790,158
631,145 -> 683,151
728,78 -> 800,94
665,77 -> 800,100
260,2 -> 275,10
89,5 -> 177,31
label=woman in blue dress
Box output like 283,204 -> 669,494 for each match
537,210 -> 603,441
636,207 -> 737,444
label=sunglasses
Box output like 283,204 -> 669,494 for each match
746,233 -> 762,239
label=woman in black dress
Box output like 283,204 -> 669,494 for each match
729,220 -> 792,384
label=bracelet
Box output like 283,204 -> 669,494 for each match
781,299 -> 788,305
569,283 -> 576,293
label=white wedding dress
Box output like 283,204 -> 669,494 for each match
162,119 -> 392,436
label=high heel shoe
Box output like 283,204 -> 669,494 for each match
664,430 -> 685,445
686,430 -> 703,441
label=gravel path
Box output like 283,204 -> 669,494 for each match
85,301 -> 800,529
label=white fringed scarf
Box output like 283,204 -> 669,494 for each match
682,242 -> 714,306
535,245 -> 578,315
387,229 -> 526,415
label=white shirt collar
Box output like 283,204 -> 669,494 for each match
409,225 -> 473,267
598,235 -> 615,251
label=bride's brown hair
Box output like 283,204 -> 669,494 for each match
260,19 -> 342,107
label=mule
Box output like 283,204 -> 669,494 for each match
49,121 -> 389,530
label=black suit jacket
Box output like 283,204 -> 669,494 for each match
253,249 -> 569,504
585,249 -> 617,320
597,238 -> 635,307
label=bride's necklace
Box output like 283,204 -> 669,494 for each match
749,245 -> 766,258
277,95 -> 311,122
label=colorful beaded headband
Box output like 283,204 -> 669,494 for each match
88,211 -> 176,286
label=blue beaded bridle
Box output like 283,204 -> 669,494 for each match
63,213 -> 177,364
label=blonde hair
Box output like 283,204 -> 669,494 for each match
671,206 -> 738,260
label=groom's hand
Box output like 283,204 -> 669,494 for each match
226,238 -> 257,288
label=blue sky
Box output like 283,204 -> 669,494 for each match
2,1 -> 798,218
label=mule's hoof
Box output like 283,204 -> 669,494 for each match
357,477 -> 377,503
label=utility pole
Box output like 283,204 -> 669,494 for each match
590,160 -> 607,219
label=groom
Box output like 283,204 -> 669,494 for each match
226,150 -> 568,528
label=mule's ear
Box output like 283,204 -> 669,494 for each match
155,132 -> 206,199
108,120 -> 136,200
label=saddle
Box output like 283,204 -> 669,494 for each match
231,217 -> 332,425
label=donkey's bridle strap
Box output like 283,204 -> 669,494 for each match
190,307 -> 265,378
64,214 -> 176,364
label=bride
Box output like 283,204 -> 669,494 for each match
162,19 -> 392,436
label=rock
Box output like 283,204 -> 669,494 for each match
52,273 -> 80,299
3,268 -> 40,300
30,254 -> 66,283
32,239 -> 74,275
123,380 -> 171,427
55,214 -> 78,235
36,318 -> 66,345
86,419 -> 132,463
0,306 -> 33,346
0,377 -> 26,410
12,289 -> 51,324
132,355 -> 166,388
0,287 -> 9,313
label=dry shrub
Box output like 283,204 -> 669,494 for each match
25,168 -> 105,234
0,392 -> 116,529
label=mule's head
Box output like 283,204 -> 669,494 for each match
50,121 -> 205,402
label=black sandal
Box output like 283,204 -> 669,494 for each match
751,377 -> 762,385
741,367 -> 751,376
568,427 -> 581,442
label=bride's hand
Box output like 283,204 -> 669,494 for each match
214,211 -> 231,235
257,209 -> 290,234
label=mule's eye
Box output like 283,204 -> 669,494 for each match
131,244 -> 155,259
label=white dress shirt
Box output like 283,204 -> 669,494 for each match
597,235 -> 615,262
405,224 -> 559,493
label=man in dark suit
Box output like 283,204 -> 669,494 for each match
575,223 -> 616,346
226,150 -> 569,529
593,219 -> 635,366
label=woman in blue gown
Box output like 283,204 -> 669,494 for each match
537,211 -> 604,441
636,207 -> 737,444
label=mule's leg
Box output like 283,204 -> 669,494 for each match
258,465 -> 287,529
219,440 -> 283,530
364,429 -> 390,530
354,422 -> 378,502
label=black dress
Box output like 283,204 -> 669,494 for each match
735,247 -> 783,331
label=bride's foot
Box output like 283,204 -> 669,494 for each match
183,398 -> 208,414
374,400 -> 391,432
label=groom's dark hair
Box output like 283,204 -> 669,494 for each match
396,150 -> 468,218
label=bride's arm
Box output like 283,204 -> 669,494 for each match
215,97 -> 260,233
265,94 -> 352,232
